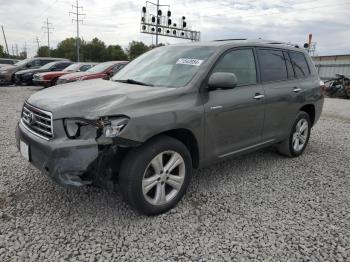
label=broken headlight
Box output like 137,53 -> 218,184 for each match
63,118 -> 102,139
63,117 -> 129,139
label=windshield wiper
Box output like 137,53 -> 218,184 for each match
115,79 -> 154,86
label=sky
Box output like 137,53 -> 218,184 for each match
0,0 -> 349,57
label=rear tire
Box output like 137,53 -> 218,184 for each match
119,135 -> 192,215
50,78 -> 58,87
276,111 -> 311,157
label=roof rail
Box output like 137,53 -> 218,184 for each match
213,38 -> 300,48
213,38 -> 247,41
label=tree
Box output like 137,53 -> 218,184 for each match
104,45 -> 128,61
53,37 -> 78,61
83,37 -> 106,62
0,45 -> 5,58
37,46 -> 50,57
127,41 -> 149,60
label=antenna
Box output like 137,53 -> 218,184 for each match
42,18 -> 54,56
69,0 -> 86,62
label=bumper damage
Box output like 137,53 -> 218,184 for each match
16,121 -> 139,187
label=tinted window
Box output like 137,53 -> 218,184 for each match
289,52 -> 310,78
80,65 -> 92,71
258,49 -> 287,82
283,51 -> 294,79
212,49 -> 257,86
55,62 -> 71,70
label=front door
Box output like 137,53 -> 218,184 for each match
204,48 -> 265,159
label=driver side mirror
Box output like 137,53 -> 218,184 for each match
208,72 -> 238,90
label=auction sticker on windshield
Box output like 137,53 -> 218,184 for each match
176,58 -> 204,66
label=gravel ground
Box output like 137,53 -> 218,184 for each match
0,85 -> 349,261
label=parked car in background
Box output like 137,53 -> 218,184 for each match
56,61 -> 128,85
0,58 -> 20,68
33,62 -> 97,87
0,57 -> 69,85
14,61 -> 72,85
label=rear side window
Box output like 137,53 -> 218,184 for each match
258,49 -> 287,82
289,52 -> 310,78
212,49 -> 257,86
283,51 -> 295,79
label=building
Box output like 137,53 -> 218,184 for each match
312,54 -> 350,81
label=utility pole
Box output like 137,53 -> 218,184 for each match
155,0 -> 160,46
35,37 -> 41,53
42,18 -> 54,56
1,25 -> 10,56
69,0 -> 86,62
23,42 -> 27,58
15,44 -> 18,57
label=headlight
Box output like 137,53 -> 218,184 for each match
103,117 -> 129,138
63,117 -> 129,139
64,118 -> 102,139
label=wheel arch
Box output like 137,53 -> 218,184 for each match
145,128 -> 200,169
300,104 -> 315,126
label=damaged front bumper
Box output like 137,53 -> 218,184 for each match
15,120 -> 138,187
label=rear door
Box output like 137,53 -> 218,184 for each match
204,48 -> 265,158
257,48 -> 300,141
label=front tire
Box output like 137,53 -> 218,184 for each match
276,111 -> 311,157
119,135 -> 192,215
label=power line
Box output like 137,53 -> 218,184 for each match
69,0 -> 86,62
42,18 -> 54,56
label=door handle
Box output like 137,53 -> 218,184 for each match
253,93 -> 265,100
293,87 -> 302,93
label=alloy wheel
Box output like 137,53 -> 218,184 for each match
292,118 -> 309,152
142,151 -> 186,206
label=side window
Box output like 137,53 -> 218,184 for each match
30,59 -> 41,67
257,49 -> 287,82
55,62 -> 70,70
283,51 -> 295,79
80,65 -> 91,71
40,60 -> 51,66
289,52 -> 310,78
212,49 -> 257,86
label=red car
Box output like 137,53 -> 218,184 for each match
33,62 -> 97,87
56,61 -> 128,85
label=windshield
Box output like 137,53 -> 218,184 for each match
14,58 -> 31,66
40,61 -> 57,70
87,62 -> 115,73
112,46 -> 215,87
63,64 -> 81,72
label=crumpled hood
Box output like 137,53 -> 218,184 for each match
27,79 -> 174,119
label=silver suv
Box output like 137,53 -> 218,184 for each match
16,40 -> 324,215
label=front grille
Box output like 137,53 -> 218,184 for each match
21,102 -> 53,140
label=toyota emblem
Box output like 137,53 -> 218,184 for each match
28,112 -> 36,125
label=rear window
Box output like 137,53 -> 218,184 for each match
258,49 -> 287,82
289,52 -> 310,78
